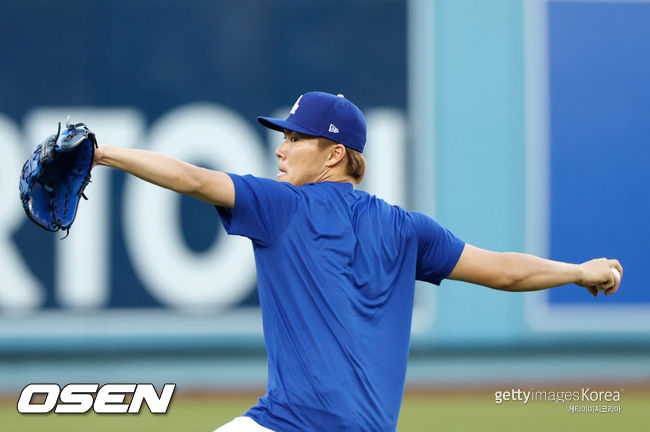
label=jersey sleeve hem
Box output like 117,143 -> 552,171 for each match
435,239 -> 465,285
215,173 -> 248,237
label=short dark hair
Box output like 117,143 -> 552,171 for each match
318,139 -> 366,184
345,147 -> 366,184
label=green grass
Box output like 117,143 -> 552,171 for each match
4,391 -> 649,431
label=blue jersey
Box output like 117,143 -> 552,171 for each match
217,175 -> 464,432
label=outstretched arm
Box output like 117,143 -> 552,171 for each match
447,244 -> 623,297
93,144 -> 235,208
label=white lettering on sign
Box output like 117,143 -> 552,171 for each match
0,114 -> 44,312
122,104 -> 261,311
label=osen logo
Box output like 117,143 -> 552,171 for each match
17,383 -> 176,414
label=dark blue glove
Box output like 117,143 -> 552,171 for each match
19,119 -> 97,236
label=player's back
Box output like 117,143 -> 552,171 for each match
248,181 -> 419,431
218,176 -> 464,432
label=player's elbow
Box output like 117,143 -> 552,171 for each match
488,273 -> 519,291
169,165 -> 203,196
180,168 -> 235,207
450,247 -> 523,291
491,253 -> 528,291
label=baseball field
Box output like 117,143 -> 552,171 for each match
4,389 -> 649,431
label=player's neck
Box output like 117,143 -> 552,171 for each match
314,168 -> 356,187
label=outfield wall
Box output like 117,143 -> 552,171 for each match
0,0 -> 648,392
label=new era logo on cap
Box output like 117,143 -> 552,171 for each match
256,91 -> 367,153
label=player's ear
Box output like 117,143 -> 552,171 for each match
326,143 -> 347,167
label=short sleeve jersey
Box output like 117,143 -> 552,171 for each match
217,174 -> 464,432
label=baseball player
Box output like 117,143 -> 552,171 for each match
92,92 -> 622,432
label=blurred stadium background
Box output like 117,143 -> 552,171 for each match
1,0 -> 648,430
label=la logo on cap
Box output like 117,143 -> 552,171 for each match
290,95 -> 303,115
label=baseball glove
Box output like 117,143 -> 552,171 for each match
19,119 -> 98,236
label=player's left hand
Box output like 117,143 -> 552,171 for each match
576,258 -> 623,297
19,119 -> 98,235
92,143 -> 105,168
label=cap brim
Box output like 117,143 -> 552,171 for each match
256,116 -> 319,137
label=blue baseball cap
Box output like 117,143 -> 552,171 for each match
257,92 -> 367,153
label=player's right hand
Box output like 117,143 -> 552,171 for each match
577,258 -> 623,297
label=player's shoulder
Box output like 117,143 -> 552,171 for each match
405,210 -> 436,228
